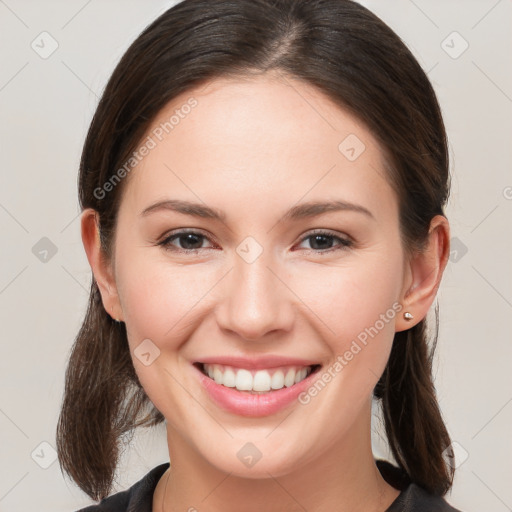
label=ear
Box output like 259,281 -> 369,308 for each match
81,208 -> 123,322
395,215 -> 450,332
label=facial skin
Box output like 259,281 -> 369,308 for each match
82,72 -> 450,512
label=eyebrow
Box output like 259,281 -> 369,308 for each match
140,199 -> 374,222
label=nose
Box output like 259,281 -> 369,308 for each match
215,253 -> 295,342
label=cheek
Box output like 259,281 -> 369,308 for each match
114,251 -> 217,412
115,247 -> 217,344
295,252 -> 402,335
117,241 -> 404,346
291,249 -> 403,389
289,261 -> 403,426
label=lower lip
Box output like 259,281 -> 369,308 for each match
193,364 -> 319,417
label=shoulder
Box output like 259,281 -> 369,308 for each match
376,459 -> 463,512
388,483 -> 463,512
75,463 -> 169,512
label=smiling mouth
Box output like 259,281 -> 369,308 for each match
195,362 -> 321,394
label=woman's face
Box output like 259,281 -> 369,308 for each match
110,73 -> 410,476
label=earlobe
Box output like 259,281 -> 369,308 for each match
395,215 -> 450,332
80,209 -> 123,322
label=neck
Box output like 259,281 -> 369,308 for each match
155,402 -> 400,512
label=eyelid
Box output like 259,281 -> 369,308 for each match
157,228 -> 354,256
157,228 -> 219,251
295,229 -> 354,253
158,227 -> 211,242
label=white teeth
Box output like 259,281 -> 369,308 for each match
284,368 -> 296,387
223,367 -> 236,387
235,369 -> 253,391
213,366 -> 223,385
202,363 -> 313,392
294,368 -> 307,384
253,370 -> 272,391
270,370 -> 284,390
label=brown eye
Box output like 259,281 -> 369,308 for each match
296,231 -> 353,253
158,230 -> 215,253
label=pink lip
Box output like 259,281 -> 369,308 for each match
193,362 -> 320,417
197,355 -> 319,370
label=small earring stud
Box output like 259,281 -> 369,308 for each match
403,312 -> 414,321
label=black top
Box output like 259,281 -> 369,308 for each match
77,460 -> 462,511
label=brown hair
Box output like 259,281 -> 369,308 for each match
56,0 -> 454,501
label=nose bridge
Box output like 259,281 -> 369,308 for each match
216,247 -> 293,341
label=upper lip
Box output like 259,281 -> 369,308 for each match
196,355 -> 320,370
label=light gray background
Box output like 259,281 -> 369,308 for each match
0,1 -> 511,511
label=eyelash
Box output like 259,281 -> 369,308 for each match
156,229 -> 354,255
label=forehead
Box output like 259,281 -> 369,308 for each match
120,73 -> 397,224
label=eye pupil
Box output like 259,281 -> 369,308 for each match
310,234 -> 333,250
179,233 -> 203,249
161,231 -> 350,254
